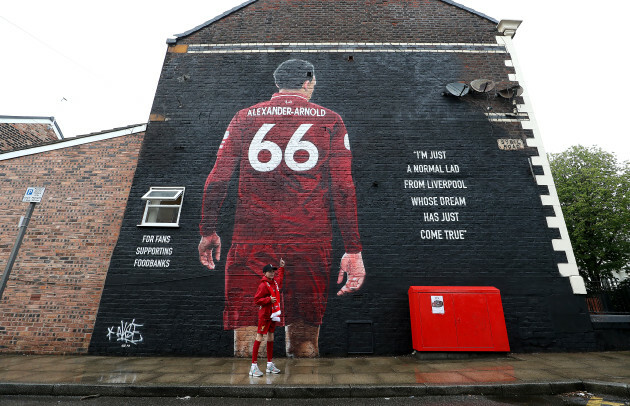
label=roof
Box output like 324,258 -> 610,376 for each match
0,123 -> 146,162
0,116 -> 64,153
441,0 -> 497,23
167,0 -> 498,44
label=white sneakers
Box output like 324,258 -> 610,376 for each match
249,364 -> 263,377
266,361 -> 281,374
249,362 -> 281,377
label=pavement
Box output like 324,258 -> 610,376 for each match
0,351 -> 629,398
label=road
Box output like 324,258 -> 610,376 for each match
0,393 -> 628,405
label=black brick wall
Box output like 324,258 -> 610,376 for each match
89,0 -> 596,356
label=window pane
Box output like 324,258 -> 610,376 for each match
155,207 -> 179,223
145,207 -> 179,224
146,207 -> 160,223
142,189 -> 182,200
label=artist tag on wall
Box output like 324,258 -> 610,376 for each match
431,295 -> 445,314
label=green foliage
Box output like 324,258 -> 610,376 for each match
609,279 -> 630,312
549,146 -> 630,284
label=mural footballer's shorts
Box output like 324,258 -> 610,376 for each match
223,243 -> 332,330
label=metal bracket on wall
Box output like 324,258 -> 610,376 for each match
528,157 -> 536,179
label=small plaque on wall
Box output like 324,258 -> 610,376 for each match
497,138 -> 524,151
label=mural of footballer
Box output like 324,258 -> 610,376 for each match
199,59 -> 366,357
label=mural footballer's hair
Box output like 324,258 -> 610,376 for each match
273,59 -> 315,89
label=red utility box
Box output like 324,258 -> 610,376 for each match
408,286 -> 510,352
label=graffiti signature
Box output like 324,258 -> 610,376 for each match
107,319 -> 144,346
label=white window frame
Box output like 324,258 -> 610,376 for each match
138,186 -> 185,227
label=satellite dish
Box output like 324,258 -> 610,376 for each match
498,88 -> 513,98
498,85 -> 523,98
445,82 -> 470,97
470,79 -> 495,93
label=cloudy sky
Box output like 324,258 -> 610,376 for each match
1,1 -> 628,161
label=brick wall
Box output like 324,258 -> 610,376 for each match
0,123 -> 59,153
178,0 -> 497,44
0,132 -> 144,354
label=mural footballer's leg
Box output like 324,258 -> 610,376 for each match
234,326 -> 267,357
285,321 -> 320,358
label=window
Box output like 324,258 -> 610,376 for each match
139,187 -> 185,227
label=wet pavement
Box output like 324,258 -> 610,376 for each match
0,351 -> 629,398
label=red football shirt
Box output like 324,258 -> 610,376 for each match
200,92 -> 361,253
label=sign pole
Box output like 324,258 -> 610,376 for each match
0,187 -> 45,301
0,203 -> 36,300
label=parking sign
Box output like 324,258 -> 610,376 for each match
22,187 -> 45,203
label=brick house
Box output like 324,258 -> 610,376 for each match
0,124 -> 145,353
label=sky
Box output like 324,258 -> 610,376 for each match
1,1 -> 628,162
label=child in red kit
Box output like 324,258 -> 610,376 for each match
249,258 -> 285,377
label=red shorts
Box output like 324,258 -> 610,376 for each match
257,318 -> 276,335
223,243 -> 331,330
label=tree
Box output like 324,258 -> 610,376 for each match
549,146 -> 630,285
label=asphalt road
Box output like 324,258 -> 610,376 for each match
0,393 -> 628,406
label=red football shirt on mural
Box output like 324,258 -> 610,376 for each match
200,92 -> 361,253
